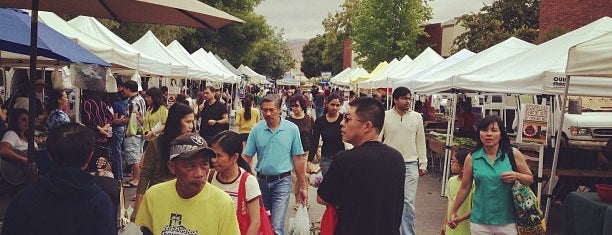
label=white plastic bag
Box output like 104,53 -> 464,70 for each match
290,204 -> 310,235
118,222 -> 142,235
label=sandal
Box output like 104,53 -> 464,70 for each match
122,181 -> 138,188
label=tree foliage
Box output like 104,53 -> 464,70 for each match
352,0 -> 431,70
301,35 -> 332,78
453,0 -> 539,53
320,0 -> 360,75
97,0 -> 294,79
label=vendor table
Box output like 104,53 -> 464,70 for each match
564,192 -> 612,235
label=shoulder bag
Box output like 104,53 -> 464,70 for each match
237,171 -> 275,235
507,147 -> 546,235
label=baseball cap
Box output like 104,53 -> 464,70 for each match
169,134 -> 216,161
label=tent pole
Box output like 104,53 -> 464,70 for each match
441,93 -> 457,196
27,0 -> 40,159
544,76 -> 571,222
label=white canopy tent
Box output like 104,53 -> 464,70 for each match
541,27 -> 612,224
68,16 -> 172,76
359,55 -> 413,89
238,64 -> 269,85
36,11 -> 141,72
165,40 -> 223,81
328,67 -> 352,85
413,37 -> 535,94
331,67 -> 369,86
389,47 -> 444,87
566,31 -> 612,78
394,49 -> 474,90
455,17 -> 612,97
132,31 -> 193,78
190,48 -> 238,83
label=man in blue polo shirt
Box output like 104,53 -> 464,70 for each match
243,94 -> 306,235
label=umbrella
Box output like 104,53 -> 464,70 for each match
0,8 -> 110,66
1,0 -> 244,30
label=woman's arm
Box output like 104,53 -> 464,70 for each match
449,154 -> 474,227
501,147 -> 534,185
245,197 -> 261,235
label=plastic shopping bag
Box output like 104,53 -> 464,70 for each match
289,204 -> 310,235
118,222 -> 142,235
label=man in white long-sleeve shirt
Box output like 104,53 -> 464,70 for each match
379,86 -> 427,235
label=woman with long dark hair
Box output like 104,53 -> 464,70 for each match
449,115 -> 533,234
309,93 -> 345,176
0,109 -> 35,165
209,130 -> 262,235
143,87 -> 168,141
131,103 -> 194,221
235,94 -> 260,146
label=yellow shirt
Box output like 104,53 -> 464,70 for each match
143,106 -> 168,134
136,179 -> 240,235
235,107 -> 260,134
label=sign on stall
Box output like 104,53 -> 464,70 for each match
517,103 -> 550,144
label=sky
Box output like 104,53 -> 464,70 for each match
255,0 -> 494,40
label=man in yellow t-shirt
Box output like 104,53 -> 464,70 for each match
136,133 -> 240,235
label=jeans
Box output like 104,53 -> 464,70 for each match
111,126 -> 125,180
401,162 -> 418,235
319,155 -> 333,177
258,174 -> 292,235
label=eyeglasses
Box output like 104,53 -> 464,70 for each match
398,96 -> 411,101
343,115 -> 365,123
450,159 -> 459,164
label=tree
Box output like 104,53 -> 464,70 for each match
301,35 -> 332,78
320,0 -> 360,75
352,0 -> 432,70
453,0 -> 539,53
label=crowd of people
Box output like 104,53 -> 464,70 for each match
0,75 -> 556,235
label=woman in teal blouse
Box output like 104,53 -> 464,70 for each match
449,115 -> 533,234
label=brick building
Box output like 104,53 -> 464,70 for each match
540,0 -> 612,36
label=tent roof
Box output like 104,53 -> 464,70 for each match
165,40 -> 222,81
413,37 -> 535,93
0,8 -> 109,66
37,11 -> 139,70
566,31 -> 612,78
132,30 -> 192,78
352,61 -> 388,84
359,55 -> 413,88
190,49 -> 238,83
400,49 -> 474,90
389,47 -> 444,83
456,16 -> 612,96
68,16 -> 172,76
238,64 -> 269,85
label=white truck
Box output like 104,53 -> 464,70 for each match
480,94 -> 612,150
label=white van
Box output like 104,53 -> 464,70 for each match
481,94 -> 612,149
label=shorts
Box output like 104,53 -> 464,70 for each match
123,136 -> 144,165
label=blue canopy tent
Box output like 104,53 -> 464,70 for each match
0,7 -> 110,159
0,8 -> 110,66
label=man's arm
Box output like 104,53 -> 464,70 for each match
316,195 -> 329,206
293,154 -> 308,204
416,115 -> 428,175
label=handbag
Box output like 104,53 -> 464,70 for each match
507,147 -> 546,235
236,171 -> 275,235
125,113 -> 139,137
320,205 -> 338,235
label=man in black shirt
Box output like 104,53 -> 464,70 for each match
197,86 -> 228,142
317,97 -> 405,235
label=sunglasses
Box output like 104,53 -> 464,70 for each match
343,115 -> 366,123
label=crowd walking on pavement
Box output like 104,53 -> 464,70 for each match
0,75 -> 546,234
